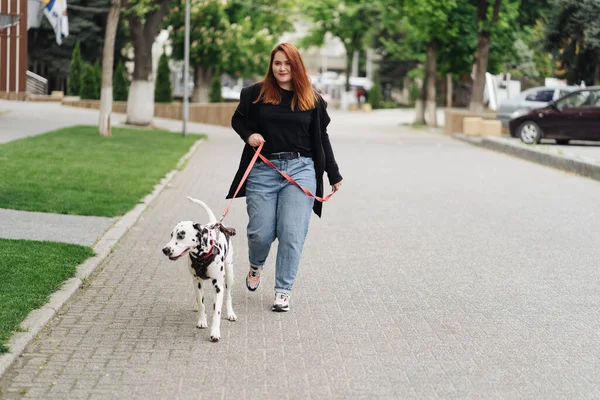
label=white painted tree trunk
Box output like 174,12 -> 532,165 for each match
99,87 -> 113,134
414,99 -> 425,125
192,67 -> 212,103
192,82 -> 210,103
414,73 -> 427,125
126,80 -> 155,125
98,0 -> 120,136
425,100 -> 437,128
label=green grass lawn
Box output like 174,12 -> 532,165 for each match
0,239 -> 95,353
0,125 -> 201,217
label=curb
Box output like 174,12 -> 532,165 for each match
453,134 -> 600,182
0,137 -> 205,378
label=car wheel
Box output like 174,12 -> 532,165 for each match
518,121 -> 542,144
556,139 -> 570,145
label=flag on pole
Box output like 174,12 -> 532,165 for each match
41,0 -> 69,45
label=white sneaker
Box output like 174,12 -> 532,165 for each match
272,292 -> 290,312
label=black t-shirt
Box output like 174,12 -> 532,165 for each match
257,88 -> 313,156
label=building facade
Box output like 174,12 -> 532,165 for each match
0,0 -> 27,99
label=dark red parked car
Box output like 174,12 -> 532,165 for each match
509,87 -> 600,145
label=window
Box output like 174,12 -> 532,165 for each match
559,90 -> 573,99
556,91 -> 595,109
525,90 -> 554,102
586,92 -> 600,106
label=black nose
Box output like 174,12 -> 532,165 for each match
162,247 -> 171,256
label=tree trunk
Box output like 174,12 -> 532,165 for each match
469,0 -> 501,113
98,0 -> 121,136
425,41 -> 438,127
469,33 -> 491,113
125,0 -> 169,126
192,66 -> 213,103
446,73 -> 453,108
414,67 -> 428,125
345,53 -> 352,92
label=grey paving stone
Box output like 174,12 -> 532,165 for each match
0,208 -> 115,246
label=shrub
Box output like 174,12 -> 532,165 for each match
93,60 -> 102,99
113,60 -> 129,101
67,41 -> 83,96
80,64 -> 97,100
155,51 -> 173,103
368,77 -> 383,109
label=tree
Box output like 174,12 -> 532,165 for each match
113,60 -> 129,101
123,0 -> 170,125
469,0 -> 520,112
378,0 -> 457,126
209,68 -> 223,103
526,22 -> 554,81
469,0 -> 502,112
155,50 -> 173,103
67,41 -> 83,96
167,0 -> 281,103
99,0 -> 122,136
80,64 -> 98,99
516,0 -> 553,27
167,0 -> 228,103
28,0 -> 129,93
368,76 -> 382,109
504,39 -> 539,79
545,0 -> 600,85
222,0 -> 295,77
300,0 -> 379,91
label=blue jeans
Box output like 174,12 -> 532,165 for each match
245,156 -> 316,294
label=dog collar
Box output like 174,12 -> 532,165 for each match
194,234 -> 215,260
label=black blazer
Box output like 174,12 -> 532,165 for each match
226,82 -> 343,218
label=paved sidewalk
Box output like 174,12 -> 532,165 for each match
455,134 -> 600,183
3,105 -> 600,398
0,209 -> 115,247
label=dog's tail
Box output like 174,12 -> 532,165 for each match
186,197 -> 217,223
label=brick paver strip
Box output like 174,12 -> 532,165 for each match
2,112 -> 600,398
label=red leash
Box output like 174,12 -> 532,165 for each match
219,141 -> 335,222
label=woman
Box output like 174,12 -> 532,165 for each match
227,42 -> 343,312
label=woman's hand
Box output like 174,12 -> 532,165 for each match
247,133 -> 265,147
332,180 -> 343,192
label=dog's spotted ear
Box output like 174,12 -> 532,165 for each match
193,223 -> 202,232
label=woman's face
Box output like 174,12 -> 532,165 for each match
272,51 -> 292,87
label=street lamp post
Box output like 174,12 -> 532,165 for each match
182,0 -> 190,137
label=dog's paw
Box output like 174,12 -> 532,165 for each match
196,319 -> 208,329
209,331 -> 220,342
227,312 -> 237,321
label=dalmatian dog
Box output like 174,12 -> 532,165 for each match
162,196 -> 237,342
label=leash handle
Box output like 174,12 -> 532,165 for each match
220,141 -> 335,223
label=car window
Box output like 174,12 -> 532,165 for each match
559,90 -> 572,98
525,90 -> 554,102
587,92 -> 600,106
556,91 -> 597,108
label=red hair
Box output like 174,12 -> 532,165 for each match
253,43 -> 317,111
